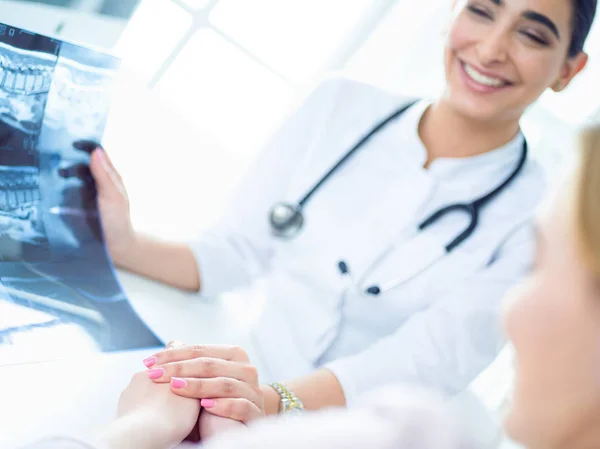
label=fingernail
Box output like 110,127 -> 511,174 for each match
147,368 -> 164,380
96,149 -> 109,168
143,356 -> 157,368
171,377 -> 187,389
201,399 -> 216,408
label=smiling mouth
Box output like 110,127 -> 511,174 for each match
461,61 -> 513,88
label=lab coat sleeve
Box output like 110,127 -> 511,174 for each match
189,76 -> 348,297
324,223 -> 534,405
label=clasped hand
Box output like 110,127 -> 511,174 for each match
143,343 -> 266,424
117,343 -> 265,447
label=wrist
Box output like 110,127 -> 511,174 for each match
260,384 -> 281,416
110,230 -> 140,268
93,410 -> 176,449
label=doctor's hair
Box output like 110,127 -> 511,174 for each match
574,125 -> 600,277
570,0 -> 598,57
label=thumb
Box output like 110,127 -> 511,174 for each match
89,149 -> 126,198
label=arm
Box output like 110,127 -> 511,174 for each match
111,232 -> 201,291
89,149 -> 202,291
90,411 -> 182,449
19,372 -> 201,449
97,77 -> 346,294
261,368 -> 346,415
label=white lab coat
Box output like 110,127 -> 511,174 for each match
190,76 -> 545,404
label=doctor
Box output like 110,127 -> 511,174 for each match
91,0 -> 594,423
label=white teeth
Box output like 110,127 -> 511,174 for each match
463,63 -> 506,87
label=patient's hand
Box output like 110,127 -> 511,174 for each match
115,371 -> 201,447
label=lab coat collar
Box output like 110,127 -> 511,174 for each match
406,99 -> 526,179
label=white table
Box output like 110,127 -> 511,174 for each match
0,269 -> 508,449
0,270 -> 265,449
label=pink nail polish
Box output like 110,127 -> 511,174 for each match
201,399 -> 216,408
147,368 -> 164,380
143,357 -> 157,368
171,377 -> 187,389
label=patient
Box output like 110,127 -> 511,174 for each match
21,126 -> 600,449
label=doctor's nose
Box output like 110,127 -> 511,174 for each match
476,29 -> 510,65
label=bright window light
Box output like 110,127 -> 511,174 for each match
343,0 -> 449,96
155,28 -> 293,152
209,0 -> 375,84
115,28 -> 295,239
106,0 -> 396,238
536,57 -> 600,126
583,12 -> 600,59
178,0 -> 212,9
113,0 -> 193,84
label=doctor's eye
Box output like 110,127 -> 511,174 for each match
467,4 -> 493,20
520,30 -> 549,46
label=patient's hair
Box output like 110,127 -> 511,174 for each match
574,126 -> 600,277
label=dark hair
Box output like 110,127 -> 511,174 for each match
569,0 -> 598,57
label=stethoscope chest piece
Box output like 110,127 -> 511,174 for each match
269,202 -> 304,239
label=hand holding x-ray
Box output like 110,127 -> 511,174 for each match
0,22 -> 162,365
57,140 -> 135,260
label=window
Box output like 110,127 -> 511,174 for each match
108,0 -> 395,238
11,0 -> 141,19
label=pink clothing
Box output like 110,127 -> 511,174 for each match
21,387 -> 479,449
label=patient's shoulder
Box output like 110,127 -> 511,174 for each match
18,437 -> 96,449
204,385 -> 480,449
354,385 -> 481,449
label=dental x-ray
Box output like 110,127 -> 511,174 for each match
0,22 -> 162,366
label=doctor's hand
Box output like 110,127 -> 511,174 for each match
88,146 -> 136,259
143,344 -> 266,425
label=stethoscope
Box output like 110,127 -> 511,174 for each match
268,101 -> 528,295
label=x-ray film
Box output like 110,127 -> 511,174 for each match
0,23 -> 162,365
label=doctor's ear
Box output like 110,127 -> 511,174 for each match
552,52 -> 589,92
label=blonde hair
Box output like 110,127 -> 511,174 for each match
575,126 -> 600,277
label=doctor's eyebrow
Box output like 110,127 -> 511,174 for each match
487,0 -> 561,40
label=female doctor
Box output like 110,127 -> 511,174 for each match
91,0 -> 595,425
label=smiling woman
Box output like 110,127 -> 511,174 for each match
440,0 -> 590,128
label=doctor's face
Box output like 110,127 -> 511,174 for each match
443,0 -> 586,123
502,183 -> 600,448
